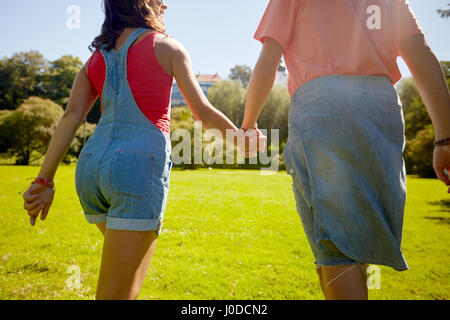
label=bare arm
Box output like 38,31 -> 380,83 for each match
242,37 -> 284,130
399,34 -> 450,139
399,34 -> 450,189
23,66 -> 98,224
168,39 -> 238,136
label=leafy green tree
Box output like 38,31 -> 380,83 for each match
404,97 -> 432,140
229,65 -> 252,88
0,97 -> 64,165
0,51 -> 48,110
44,55 -> 83,107
404,125 -> 435,178
397,77 -> 421,110
171,106 -> 195,130
0,110 -> 12,153
63,122 -> 97,163
207,80 -> 246,125
0,51 -> 101,123
0,110 -> 10,121
170,106 -> 197,168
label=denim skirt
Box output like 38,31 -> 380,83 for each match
284,75 -> 408,271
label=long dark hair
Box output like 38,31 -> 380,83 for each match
89,0 -> 166,52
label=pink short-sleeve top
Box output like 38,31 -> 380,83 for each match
254,0 -> 423,96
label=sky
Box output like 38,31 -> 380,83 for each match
0,0 -> 449,81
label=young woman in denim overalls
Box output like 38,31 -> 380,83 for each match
22,0 -> 264,299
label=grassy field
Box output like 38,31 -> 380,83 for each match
0,165 -> 449,300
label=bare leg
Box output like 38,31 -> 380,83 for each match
316,264 -> 368,300
96,223 -> 106,236
95,229 -> 158,300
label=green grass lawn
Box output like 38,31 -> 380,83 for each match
0,165 -> 449,300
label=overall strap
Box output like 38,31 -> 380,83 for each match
119,27 -> 151,55
117,27 -> 151,80
100,27 -> 151,88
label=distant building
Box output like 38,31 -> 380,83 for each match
274,59 -> 288,87
170,83 -> 185,107
171,73 -> 223,107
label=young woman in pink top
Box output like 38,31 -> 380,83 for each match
243,0 -> 450,299
22,0 -> 264,300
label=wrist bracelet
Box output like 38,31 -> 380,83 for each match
434,138 -> 450,148
241,125 -> 258,132
31,178 -> 55,189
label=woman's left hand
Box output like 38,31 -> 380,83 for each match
23,183 -> 55,226
238,128 -> 268,158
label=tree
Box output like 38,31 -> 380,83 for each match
44,55 -> 83,107
404,125 -> 435,178
45,54 -> 101,124
207,80 -> 246,125
0,110 -> 12,153
437,4 -> 450,18
170,106 -> 196,168
0,110 -> 10,121
399,61 -> 450,177
229,65 -> 252,88
396,77 -> 421,110
0,51 -> 101,123
63,122 -> 97,163
404,97 -> 431,140
0,51 -> 48,110
0,97 -> 64,165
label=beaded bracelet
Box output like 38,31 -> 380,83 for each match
31,178 -> 55,189
241,124 -> 258,132
434,138 -> 450,148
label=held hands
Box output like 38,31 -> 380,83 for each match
237,127 -> 268,158
433,145 -> 450,193
23,182 -> 55,226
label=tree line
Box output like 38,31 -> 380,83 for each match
0,50 -> 448,177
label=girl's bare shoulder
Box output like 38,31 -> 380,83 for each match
154,33 -> 188,59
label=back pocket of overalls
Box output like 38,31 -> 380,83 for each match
109,151 -> 154,199
75,152 -> 92,196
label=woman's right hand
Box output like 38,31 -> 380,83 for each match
23,183 -> 55,226
238,128 -> 268,158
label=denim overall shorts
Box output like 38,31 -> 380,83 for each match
75,28 -> 172,235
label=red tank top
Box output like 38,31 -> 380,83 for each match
87,32 -> 172,135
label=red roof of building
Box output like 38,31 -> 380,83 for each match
196,74 -> 223,83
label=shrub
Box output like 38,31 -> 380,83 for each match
0,97 -> 64,165
404,125 -> 435,178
